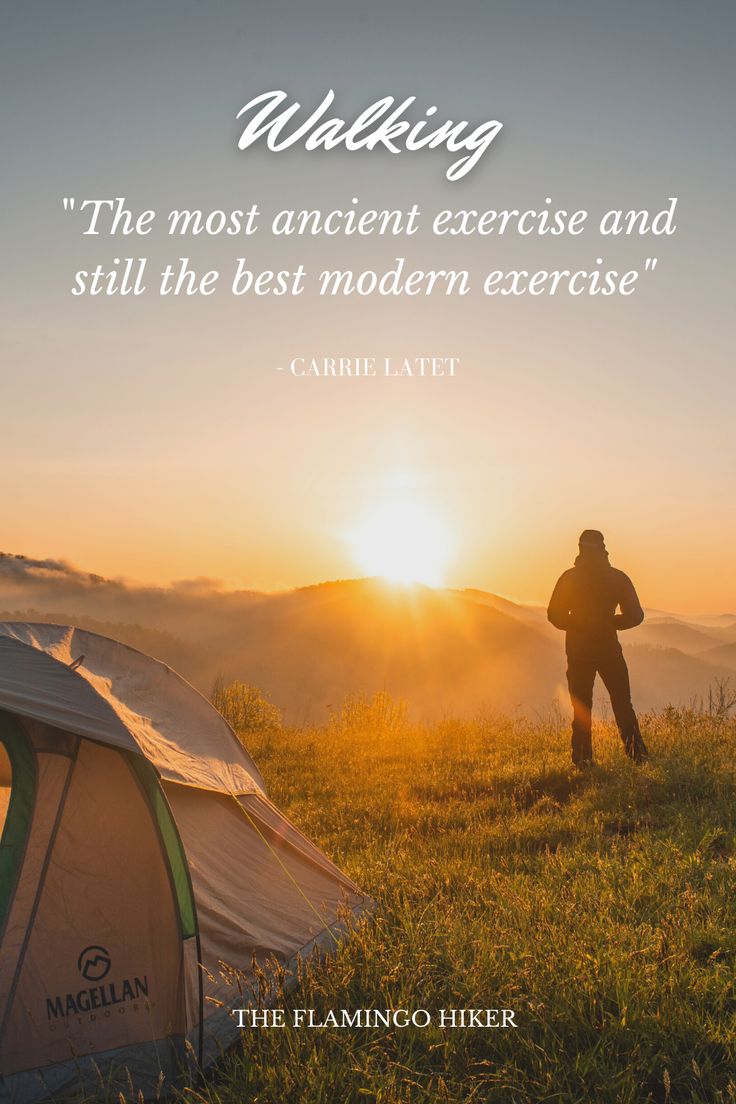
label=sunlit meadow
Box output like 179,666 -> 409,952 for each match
154,687 -> 736,1104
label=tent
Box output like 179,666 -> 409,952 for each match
0,623 -> 367,1103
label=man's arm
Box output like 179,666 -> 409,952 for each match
547,572 -> 572,630
615,573 -> 644,629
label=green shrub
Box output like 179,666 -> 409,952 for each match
211,676 -> 281,735
327,689 -> 409,741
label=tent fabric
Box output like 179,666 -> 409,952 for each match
0,738 -> 186,1078
0,623 -> 369,1103
192,913 -> 364,1070
0,1038 -> 187,1104
0,624 -> 264,795
167,785 -> 363,1017
0,638 -> 135,754
0,728 -> 74,1032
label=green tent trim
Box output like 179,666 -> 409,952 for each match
0,713 -> 37,934
127,755 -> 198,940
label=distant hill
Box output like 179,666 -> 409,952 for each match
455,589 -> 550,627
698,643 -> 736,672
634,619 -> 722,655
622,644 -> 736,710
207,578 -> 563,722
1,550 -> 734,721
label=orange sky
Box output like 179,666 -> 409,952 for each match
2,4 -> 734,614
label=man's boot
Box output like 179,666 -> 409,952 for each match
572,727 -> 593,769
624,718 -> 648,764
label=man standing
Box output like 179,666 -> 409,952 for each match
547,530 -> 648,767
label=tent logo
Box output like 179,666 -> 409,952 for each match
78,945 -> 111,982
46,953 -> 149,1022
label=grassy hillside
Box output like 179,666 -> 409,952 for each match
188,696 -> 736,1104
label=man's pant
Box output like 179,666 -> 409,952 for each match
566,642 -> 647,766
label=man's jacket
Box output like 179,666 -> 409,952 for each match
547,549 -> 644,653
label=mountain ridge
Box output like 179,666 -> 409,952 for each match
1,552 -> 734,721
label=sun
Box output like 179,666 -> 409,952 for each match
347,499 -> 452,587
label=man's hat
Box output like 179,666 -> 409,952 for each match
579,529 -> 606,550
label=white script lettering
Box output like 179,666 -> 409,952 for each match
236,90 -> 503,181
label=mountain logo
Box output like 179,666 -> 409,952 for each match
77,945 -> 111,982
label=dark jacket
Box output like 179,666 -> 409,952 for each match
547,549 -> 644,652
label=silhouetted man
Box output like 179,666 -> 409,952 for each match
547,530 -> 647,767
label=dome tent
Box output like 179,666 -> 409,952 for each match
0,623 -> 367,1103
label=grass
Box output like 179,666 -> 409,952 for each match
181,695 -> 736,1104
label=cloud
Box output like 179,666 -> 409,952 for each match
0,550 -> 259,643
0,552 -> 122,590
0,552 -> 229,595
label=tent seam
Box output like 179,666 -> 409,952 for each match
125,760 -> 205,1070
0,734 -> 80,1050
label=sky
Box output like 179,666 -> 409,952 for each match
1,1 -> 734,611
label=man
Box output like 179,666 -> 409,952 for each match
547,530 -> 648,767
